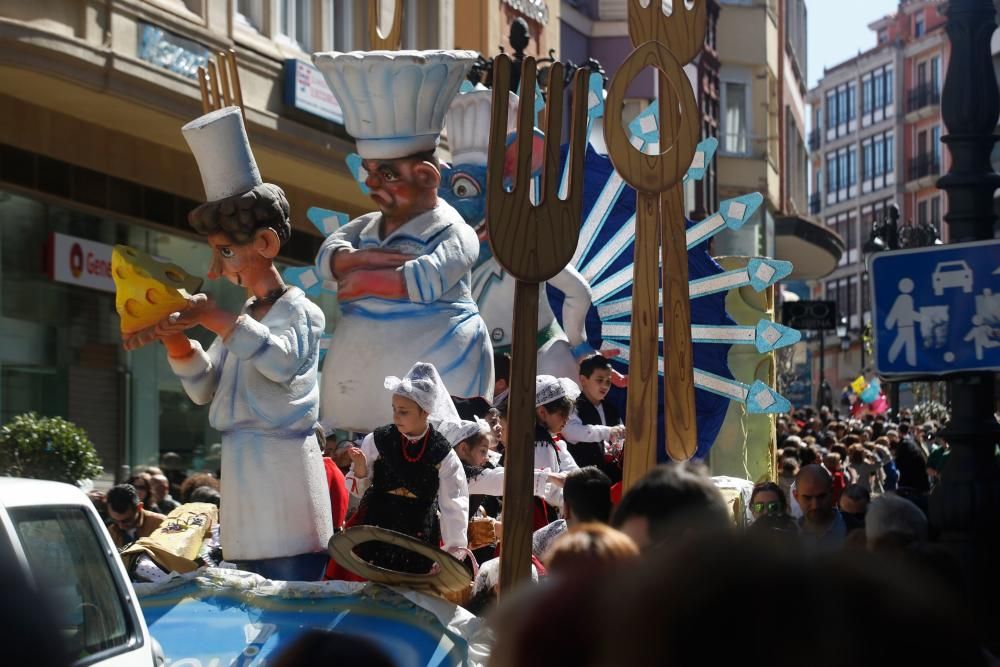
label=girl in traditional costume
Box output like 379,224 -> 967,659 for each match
336,362 -> 470,575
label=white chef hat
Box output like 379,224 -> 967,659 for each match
438,418 -> 492,448
313,50 -> 477,160
535,375 -> 581,407
385,361 -> 461,425
181,106 -> 262,202
445,86 -> 520,166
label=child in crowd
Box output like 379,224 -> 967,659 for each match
560,355 -> 626,483
333,362 -> 469,577
823,452 -> 847,505
442,417 -> 565,562
532,376 -> 581,528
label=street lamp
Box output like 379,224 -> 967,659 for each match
836,316 -> 851,352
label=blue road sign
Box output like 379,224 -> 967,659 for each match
870,239 -> 1000,376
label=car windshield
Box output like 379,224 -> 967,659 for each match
10,506 -> 133,661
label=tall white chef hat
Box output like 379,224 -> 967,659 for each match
181,106 -> 262,202
313,50 -> 478,160
445,84 -> 520,166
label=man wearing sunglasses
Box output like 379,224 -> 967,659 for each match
748,482 -> 787,522
106,483 -> 166,550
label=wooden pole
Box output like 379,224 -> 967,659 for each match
604,0 -> 704,485
488,56 -> 589,589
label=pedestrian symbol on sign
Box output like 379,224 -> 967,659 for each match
870,240 -> 1000,376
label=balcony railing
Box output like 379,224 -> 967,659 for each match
720,133 -> 771,160
808,128 -> 821,151
907,153 -> 940,181
906,83 -> 941,113
809,192 -> 821,214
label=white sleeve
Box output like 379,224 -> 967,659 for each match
541,482 -> 564,508
402,224 -> 478,304
345,433 -> 380,498
467,467 -> 506,496
223,304 -> 323,384
437,450 -> 470,550
548,264 -> 594,349
167,338 -> 225,406
315,216 -> 369,282
560,413 -> 613,444
555,442 -> 580,473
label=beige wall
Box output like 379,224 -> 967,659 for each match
457,1 -> 560,62
717,1 -> 781,210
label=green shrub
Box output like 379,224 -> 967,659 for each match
0,413 -> 104,484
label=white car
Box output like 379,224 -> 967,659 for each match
0,478 -> 162,666
932,260 -> 973,296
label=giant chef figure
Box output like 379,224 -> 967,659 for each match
441,86 -> 611,384
313,50 -> 494,433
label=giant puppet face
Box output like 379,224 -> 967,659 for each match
438,131 -> 544,268
362,156 -> 441,223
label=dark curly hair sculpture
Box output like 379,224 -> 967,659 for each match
188,182 -> 291,246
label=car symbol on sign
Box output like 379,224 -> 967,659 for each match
932,260 -> 973,296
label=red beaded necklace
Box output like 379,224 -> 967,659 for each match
400,428 -> 430,463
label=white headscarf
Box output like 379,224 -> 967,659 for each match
384,361 -> 461,426
535,375 -> 581,407
438,417 -> 492,448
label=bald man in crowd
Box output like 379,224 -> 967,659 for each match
794,464 -> 847,551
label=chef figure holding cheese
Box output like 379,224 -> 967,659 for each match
120,106 -> 332,581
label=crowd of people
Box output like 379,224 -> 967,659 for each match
84,353 -> 997,664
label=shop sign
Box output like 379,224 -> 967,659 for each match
138,22 -> 211,80
503,0 -> 550,25
283,59 -> 344,124
50,233 -> 115,293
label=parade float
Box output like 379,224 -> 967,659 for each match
105,1 -> 799,662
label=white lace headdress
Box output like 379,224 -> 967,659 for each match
384,361 -> 461,425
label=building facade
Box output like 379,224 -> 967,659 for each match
0,0 -> 559,480
807,0 -> 949,395
559,0 -> 721,220
715,0 -> 841,283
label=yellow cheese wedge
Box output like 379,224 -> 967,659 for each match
111,245 -> 203,333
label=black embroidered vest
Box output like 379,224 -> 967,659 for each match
370,424 -> 452,499
568,395 -> 623,468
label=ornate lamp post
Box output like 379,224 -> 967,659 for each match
931,0 -> 1000,652
467,18 -> 606,97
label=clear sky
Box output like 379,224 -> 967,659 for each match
807,0 -> 901,90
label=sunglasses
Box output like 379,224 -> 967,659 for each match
751,501 -> 783,515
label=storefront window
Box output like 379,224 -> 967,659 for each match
0,189 -> 335,481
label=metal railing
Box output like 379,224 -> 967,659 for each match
907,152 -> 940,181
906,83 -> 941,113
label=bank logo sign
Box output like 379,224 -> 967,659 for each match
50,233 -> 115,293
138,22 -> 211,80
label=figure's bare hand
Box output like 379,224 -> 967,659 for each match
547,472 -> 567,488
348,446 -> 368,478
332,248 -> 414,277
337,269 -> 407,302
121,294 -> 214,351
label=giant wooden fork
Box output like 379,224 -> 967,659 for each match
197,49 -> 244,124
488,55 -> 588,590
604,0 -> 706,479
